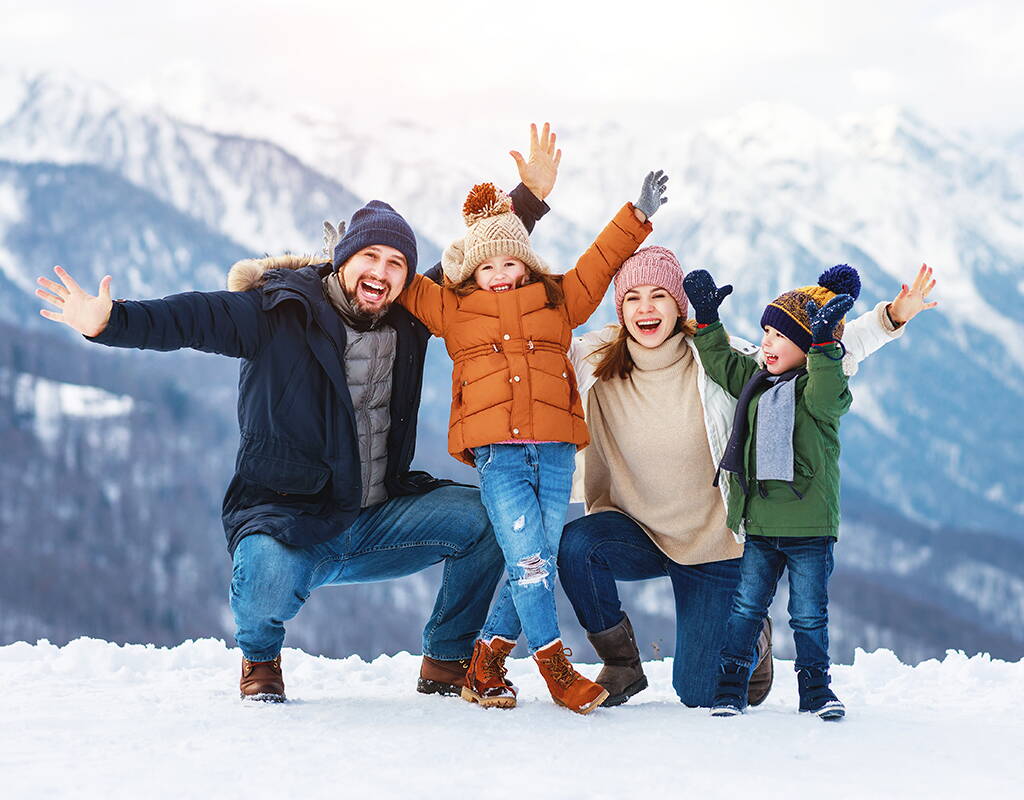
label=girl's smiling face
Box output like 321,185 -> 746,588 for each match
761,325 -> 807,374
622,284 -> 680,348
474,255 -> 528,293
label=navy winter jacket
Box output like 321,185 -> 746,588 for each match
90,184 -> 548,554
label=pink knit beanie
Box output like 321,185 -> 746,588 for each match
614,246 -> 688,324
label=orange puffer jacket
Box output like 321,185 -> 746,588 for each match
399,203 -> 651,465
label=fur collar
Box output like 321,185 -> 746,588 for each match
226,254 -> 321,292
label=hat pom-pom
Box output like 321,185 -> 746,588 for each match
462,182 -> 513,226
818,264 -> 861,300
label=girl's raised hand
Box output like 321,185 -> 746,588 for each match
888,264 -> 938,326
510,122 -> 561,201
634,170 -> 669,222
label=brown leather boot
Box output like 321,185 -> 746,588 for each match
239,655 -> 285,702
586,614 -> 648,707
533,640 -> 609,714
461,638 -> 518,708
417,655 -> 470,696
747,616 -> 774,706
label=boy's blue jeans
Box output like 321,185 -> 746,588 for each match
229,485 -> 504,663
473,442 -> 576,653
720,534 -> 835,675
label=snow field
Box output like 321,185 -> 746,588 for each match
1,638 -> 1021,799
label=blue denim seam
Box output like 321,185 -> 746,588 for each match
421,547 -> 452,660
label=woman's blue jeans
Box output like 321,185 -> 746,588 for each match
558,510 -> 742,707
474,442 -> 576,653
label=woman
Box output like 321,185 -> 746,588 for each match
558,251 -> 937,707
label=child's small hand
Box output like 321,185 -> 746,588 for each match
683,269 -> 733,325
806,294 -> 855,345
634,170 -> 669,221
510,122 -> 561,201
887,263 -> 938,327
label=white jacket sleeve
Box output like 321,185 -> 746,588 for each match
839,300 -> 906,376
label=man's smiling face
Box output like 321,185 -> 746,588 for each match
339,245 -> 408,314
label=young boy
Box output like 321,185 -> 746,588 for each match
683,265 -> 860,720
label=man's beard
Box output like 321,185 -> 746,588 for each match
325,272 -> 391,331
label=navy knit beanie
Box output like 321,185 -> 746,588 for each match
332,200 -> 418,285
760,264 -> 861,352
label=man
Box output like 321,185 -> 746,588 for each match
36,124 -> 562,702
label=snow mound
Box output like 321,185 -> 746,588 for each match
2,638 -> 1021,799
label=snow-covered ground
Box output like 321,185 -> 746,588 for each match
2,638 -> 1021,799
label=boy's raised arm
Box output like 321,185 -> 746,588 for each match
686,269 -> 759,397
803,296 -> 854,424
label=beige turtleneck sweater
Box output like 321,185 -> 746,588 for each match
584,332 -> 743,565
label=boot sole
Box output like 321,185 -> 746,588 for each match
710,705 -> 742,717
416,678 -> 461,697
240,692 -> 286,703
460,686 -> 517,709
601,675 -> 649,707
802,702 -> 845,721
553,688 -> 610,715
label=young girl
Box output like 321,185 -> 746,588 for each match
399,171 -> 668,713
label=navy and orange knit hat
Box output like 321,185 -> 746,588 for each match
760,265 -> 861,352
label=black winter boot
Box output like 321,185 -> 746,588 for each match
710,663 -> 750,717
586,614 -> 648,707
797,667 -> 845,720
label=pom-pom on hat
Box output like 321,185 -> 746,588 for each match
760,264 -> 861,352
441,183 -> 549,284
613,246 -> 688,325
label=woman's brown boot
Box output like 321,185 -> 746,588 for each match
461,637 -> 518,708
586,614 -> 648,706
533,640 -> 609,714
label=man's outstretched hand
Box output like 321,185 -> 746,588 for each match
511,122 -> 561,201
37,266 -> 113,337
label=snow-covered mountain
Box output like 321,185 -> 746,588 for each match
141,75 -> 1024,534
1,68 -> 1022,665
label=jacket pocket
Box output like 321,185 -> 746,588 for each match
238,453 -> 331,496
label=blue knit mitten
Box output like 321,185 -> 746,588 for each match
806,294 -> 855,345
683,269 -> 733,325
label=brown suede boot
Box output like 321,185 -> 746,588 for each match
747,616 -> 774,707
533,640 -> 609,714
461,638 -> 518,708
417,655 -> 470,696
586,614 -> 648,707
239,655 -> 285,702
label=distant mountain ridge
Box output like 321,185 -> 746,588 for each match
0,68 -> 1021,665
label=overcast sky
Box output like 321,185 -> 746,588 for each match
2,0 -> 1022,135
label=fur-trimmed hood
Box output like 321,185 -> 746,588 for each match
226,254 -> 324,292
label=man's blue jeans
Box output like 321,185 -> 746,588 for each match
474,442 -> 576,653
558,510 -> 742,707
229,485 -> 504,662
720,534 -> 835,674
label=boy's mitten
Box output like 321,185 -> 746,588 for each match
635,170 -> 669,219
683,269 -> 733,325
806,294 -> 855,345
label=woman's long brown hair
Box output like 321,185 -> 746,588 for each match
592,317 -> 698,381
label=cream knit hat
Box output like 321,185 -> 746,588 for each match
441,183 -> 549,284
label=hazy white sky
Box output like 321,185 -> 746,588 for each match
2,0 -> 1022,133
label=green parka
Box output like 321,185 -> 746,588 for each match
692,321 -> 851,539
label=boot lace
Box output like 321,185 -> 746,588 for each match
482,649 -> 510,681
544,647 -> 579,689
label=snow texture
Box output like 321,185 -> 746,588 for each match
1,638 -> 1021,799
